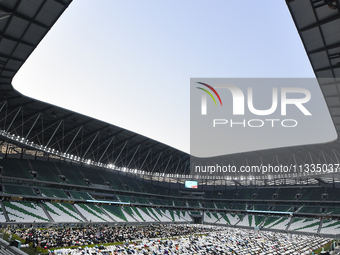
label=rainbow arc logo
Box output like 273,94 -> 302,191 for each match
196,82 -> 222,106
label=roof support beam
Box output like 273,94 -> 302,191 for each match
53,0 -> 70,7
309,42 -> 340,55
45,119 -> 63,148
333,149 -> 340,164
299,13 -> 340,33
6,106 -> 21,132
1,67 -> 17,73
315,63 -> 340,72
126,145 -> 140,169
8,110 -> 42,135
131,148 -> 152,169
98,136 -> 115,163
163,156 -> 173,174
0,101 -> 7,114
30,119 -> 66,144
174,158 -> 182,174
87,134 -> 116,163
0,105 -> 17,125
0,34 -> 35,48
140,149 -> 152,170
321,151 -> 329,165
112,141 -> 128,167
24,112 -> 41,140
65,126 -> 83,153
82,131 -> 99,159
0,5 -> 50,30
0,52 -> 25,62
66,123 -> 111,153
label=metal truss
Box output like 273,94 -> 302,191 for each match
0,99 -> 190,175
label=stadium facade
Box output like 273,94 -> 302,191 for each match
0,0 -> 340,239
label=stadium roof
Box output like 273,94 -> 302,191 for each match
0,0 -> 190,175
0,0 -> 340,184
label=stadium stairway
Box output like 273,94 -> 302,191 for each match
3,201 -> 50,223
288,218 -> 321,233
0,248 -> 14,255
319,220 -> 340,235
0,238 -> 26,255
136,207 -> 157,222
216,213 -> 230,225
285,217 -> 294,231
261,216 -> 290,230
131,207 -> 145,221
259,215 -> 268,228
179,211 -> 192,222
216,214 -> 229,225
39,202 -> 54,222
26,160 -> 34,177
101,206 -> 127,222
148,208 -> 160,221
237,215 -> 250,227
317,218 -> 324,234
72,204 -> 88,222
226,214 -> 240,225
159,209 -> 174,222
0,202 -> 9,222
221,214 -> 232,225
210,213 -> 222,224
121,207 -> 139,222
206,212 -> 219,224
161,209 -> 175,222
234,215 -> 242,226
100,206 -> 117,222
153,208 -> 172,222
74,204 -> 112,222
44,203 -> 84,222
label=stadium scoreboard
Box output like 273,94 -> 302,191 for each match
185,180 -> 198,189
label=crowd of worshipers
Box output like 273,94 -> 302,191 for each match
5,224 -> 207,249
4,224 -> 333,254
53,227 -> 332,255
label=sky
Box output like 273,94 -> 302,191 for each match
12,0 -> 322,154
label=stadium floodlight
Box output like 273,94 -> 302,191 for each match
0,129 -> 167,176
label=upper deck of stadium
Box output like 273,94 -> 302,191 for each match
0,0 -> 340,185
